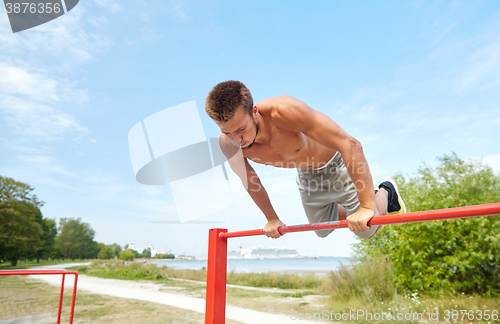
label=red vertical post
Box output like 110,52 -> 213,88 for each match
57,273 -> 65,324
69,273 -> 78,324
205,228 -> 228,324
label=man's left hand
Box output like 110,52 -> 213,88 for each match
346,207 -> 375,232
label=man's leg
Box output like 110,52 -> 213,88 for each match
338,189 -> 388,221
356,182 -> 405,239
375,188 -> 389,216
363,189 -> 389,238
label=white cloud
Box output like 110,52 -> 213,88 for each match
0,3 -> 113,68
141,25 -> 161,43
0,95 -> 89,142
141,185 -> 166,196
91,0 -> 121,13
88,15 -> 109,27
329,86 -> 401,124
172,0 -> 189,20
453,36 -> 500,92
18,154 -> 77,179
0,62 -> 88,104
8,145 -> 53,155
481,154 -> 500,174
0,62 -> 60,102
424,19 -> 500,94
139,12 -> 150,22
136,198 -> 178,214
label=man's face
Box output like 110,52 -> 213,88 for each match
218,107 -> 258,150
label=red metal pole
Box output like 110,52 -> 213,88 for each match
57,273 -> 65,324
69,273 -> 78,324
0,270 -> 78,324
220,202 -> 500,238
205,228 -> 228,324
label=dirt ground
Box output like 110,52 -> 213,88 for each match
0,275 -> 243,324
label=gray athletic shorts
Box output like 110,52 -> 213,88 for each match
296,151 -> 380,239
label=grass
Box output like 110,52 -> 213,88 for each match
281,291 -> 317,298
70,259 -> 328,290
0,258 -> 91,270
320,254 -> 500,324
0,274 -> 246,324
65,258 -> 500,323
1,259 -> 326,321
68,260 -> 329,316
322,253 -> 396,302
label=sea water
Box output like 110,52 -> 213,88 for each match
152,256 -> 351,276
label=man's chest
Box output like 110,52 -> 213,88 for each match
244,130 -> 309,167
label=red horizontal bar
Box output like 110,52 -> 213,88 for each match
0,270 -> 78,276
220,202 -> 500,238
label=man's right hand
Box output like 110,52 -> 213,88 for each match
263,218 -> 285,239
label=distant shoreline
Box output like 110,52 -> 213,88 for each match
152,256 -> 351,261
151,256 -> 351,276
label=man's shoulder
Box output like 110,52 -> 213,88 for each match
256,95 -> 294,107
218,134 -> 243,158
257,95 -> 296,119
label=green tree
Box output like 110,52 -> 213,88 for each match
110,243 -> 121,257
52,247 -> 64,260
0,176 -> 44,266
97,245 -> 115,259
34,218 -> 57,262
55,218 -> 99,260
155,253 -> 175,259
119,249 -> 135,261
142,248 -> 151,258
131,249 -> 142,258
357,153 -> 500,296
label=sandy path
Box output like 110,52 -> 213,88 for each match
29,263 -> 318,324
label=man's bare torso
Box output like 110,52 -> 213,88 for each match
242,98 -> 337,170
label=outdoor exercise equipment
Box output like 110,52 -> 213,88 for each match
0,269 -> 78,324
204,202 -> 500,323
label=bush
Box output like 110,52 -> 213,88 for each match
98,246 -> 114,260
226,271 -> 324,289
155,253 -> 175,259
119,249 -> 135,261
323,252 -> 395,303
357,153 -> 500,296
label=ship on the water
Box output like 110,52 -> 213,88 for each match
227,246 -> 300,259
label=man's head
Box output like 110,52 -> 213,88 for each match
206,80 -> 259,149
205,80 -> 253,122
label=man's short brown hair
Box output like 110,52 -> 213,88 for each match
205,80 -> 253,123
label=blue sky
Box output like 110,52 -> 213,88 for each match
1,0 -> 499,257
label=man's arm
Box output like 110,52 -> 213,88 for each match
219,135 -> 285,238
269,95 -> 376,232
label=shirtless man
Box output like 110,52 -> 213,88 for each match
205,80 -> 406,239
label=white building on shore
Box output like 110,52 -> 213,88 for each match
127,244 -> 141,253
127,244 -> 164,257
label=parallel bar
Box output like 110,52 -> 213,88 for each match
0,270 -> 79,275
0,270 -> 79,324
58,273 -> 65,324
69,273 -> 78,324
220,202 -> 500,238
205,228 -> 228,324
